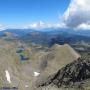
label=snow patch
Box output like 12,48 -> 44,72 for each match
34,72 -> 40,77
5,70 -> 11,83
25,85 -> 29,87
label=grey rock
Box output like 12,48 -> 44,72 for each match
38,56 -> 90,88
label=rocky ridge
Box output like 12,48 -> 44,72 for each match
38,55 -> 90,89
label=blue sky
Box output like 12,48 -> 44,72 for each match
0,0 -> 70,26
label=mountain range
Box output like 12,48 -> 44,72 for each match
0,29 -> 90,90
1,28 -> 90,47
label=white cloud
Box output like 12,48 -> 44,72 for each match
29,21 -> 46,29
0,22 -> 66,30
77,23 -> 90,30
23,21 -> 66,30
0,24 -> 6,31
63,0 -> 90,29
23,21 -> 46,29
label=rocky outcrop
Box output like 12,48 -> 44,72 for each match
38,56 -> 90,88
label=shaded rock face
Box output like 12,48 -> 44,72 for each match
38,56 -> 90,88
